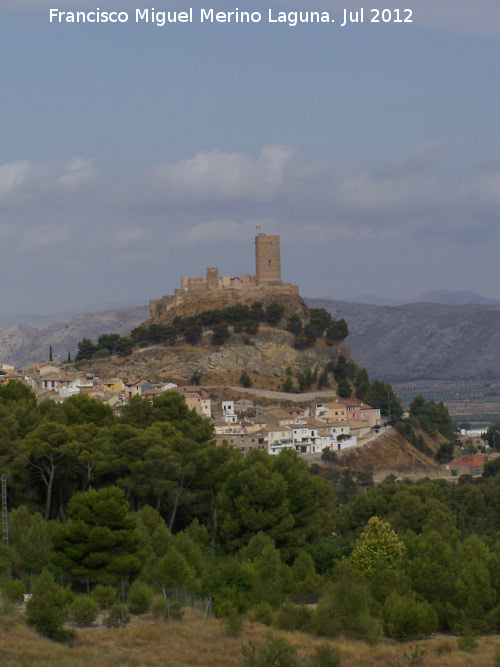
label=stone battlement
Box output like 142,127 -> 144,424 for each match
150,234 -> 298,319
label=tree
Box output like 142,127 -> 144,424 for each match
49,345 -> 53,362
350,516 -> 405,579
317,369 -> 330,389
484,423 -> 500,450
75,337 -> 97,362
308,308 -> 332,338
190,370 -> 202,386
355,368 -> 370,400
26,568 -> 70,640
382,592 -> 438,640
337,378 -> 351,398
282,377 -> 295,393
366,381 -> 403,422
212,322 -> 231,346
8,506 -> 52,573
97,333 -> 121,354
185,324 -> 202,345
50,486 -> 141,583
240,371 -> 252,388
22,421 -> 78,520
436,441 -> 455,463
265,302 -> 285,326
115,337 -> 134,357
297,369 -> 314,392
286,315 -> 302,336
325,318 -> 349,344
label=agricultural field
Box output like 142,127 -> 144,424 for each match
392,379 -> 500,417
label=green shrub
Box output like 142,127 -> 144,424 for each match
2,579 -> 26,602
0,597 -> 17,616
151,595 -> 169,620
274,602 -> 314,633
127,580 -> 153,615
103,603 -> 130,628
71,596 -> 100,627
382,592 -> 438,640
241,634 -> 299,667
308,643 -> 341,667
25,568 -> 70,641
315,580 -> 379,644
457,631 -> 478,653
224,612 -> 244,636
214,598 -> 237,618
168,600 -> 184,621
251,601 -> 274,626
90,584 -> 116,608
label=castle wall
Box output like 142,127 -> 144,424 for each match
150,234 -> 291,320
255,235 -> 281,284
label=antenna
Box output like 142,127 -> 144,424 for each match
1,475 -> 8,547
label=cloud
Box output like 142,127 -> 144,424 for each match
0,158 -> 97,209
175,218 -> 275,245
139,145 -> 297,205
22,224 -> 70,249
3,144 -> 500,259
107,226 -> 150,248
114,142 -> 499,246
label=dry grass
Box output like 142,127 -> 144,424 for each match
2,609 -> 500,667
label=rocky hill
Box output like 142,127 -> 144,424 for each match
307,298 -> 500,382
72,329 -> 349,385
3,297 -> 500,387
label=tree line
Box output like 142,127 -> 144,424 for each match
74,305 -> 349,361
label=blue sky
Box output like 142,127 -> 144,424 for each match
1,0 -> 499,313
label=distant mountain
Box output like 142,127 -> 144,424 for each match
306,298 -> 500,382
3,296 -> 500,384
411,290 -> 500,306
338,294 -> 405,307
0,306 -> 150,368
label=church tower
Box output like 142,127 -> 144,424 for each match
255,234 -> 282,285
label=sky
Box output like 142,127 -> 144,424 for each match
1,0 -> 499,314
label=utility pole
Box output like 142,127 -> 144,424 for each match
1,475 -> 8,547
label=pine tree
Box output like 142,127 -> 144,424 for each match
49,345 -> 53,362
67,351 -> 72,363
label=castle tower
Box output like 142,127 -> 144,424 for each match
255,234 -> 282,285
206,267 -> 219,290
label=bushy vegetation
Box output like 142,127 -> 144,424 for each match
74,304 -> 349,361
3,380 -> 500,646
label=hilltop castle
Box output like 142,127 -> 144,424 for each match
149,234 -> 299,319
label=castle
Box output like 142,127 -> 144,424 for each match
149,234 -> 299,319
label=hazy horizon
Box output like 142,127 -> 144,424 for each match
1,0 -> 498,312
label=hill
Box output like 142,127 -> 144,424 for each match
306,299 -> 500,382
0,306 -> 149,367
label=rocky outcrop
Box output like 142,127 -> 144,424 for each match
92,330 -> 349,381
151,289 -> 309,325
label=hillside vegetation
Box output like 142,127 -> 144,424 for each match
1,380 -> 500,658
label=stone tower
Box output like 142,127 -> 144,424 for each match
206,267 -> 219,290
255,234 -> 282,285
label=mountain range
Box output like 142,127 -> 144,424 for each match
1,292 -> 500,384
